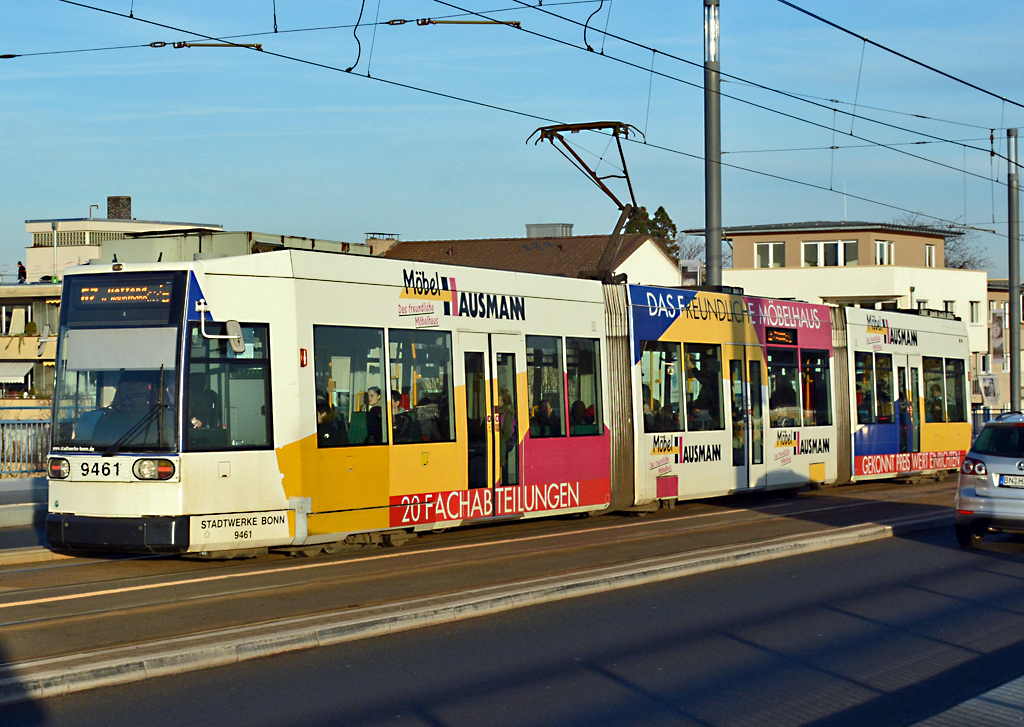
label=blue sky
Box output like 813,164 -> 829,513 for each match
2,1 -> 1023,276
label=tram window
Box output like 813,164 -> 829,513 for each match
312,326 -> 387,447
684,343 -> 724,431
874,353 -> 895,424
389,329 -> 455,443
767,347 -> 801,427
923,356 -> 946,423
639,340 -> 681,433
854,352 -> 875,425
185,323 -> 272,451
526,336 -> 566,437
801,350 -> 832,426
566,338 -> 602,436
945,358 -> 967,423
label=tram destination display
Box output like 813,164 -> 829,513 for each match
64,272 -> 184,326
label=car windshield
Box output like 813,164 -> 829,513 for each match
972,424 -> 1024,458
52,326 -> 179,453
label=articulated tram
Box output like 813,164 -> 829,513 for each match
44,251 -> 968,555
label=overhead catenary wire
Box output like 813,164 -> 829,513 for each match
49,0 -> 992,234
434,0 -> 1008,185
496,0 -> 1017,167
0,1 -> 599,58
726,137 -> 993,154
775,0 -> 1024,111
723,81 -> 1001,131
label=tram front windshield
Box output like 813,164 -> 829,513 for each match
51,273 -> 185,454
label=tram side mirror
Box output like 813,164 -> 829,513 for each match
225,320 -> 245,354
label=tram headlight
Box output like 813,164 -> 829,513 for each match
133,458 -> 175,480
48,457 -> 69,480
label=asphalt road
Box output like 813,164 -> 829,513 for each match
7,523 -> 1024,727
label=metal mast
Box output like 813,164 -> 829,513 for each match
704,0 -> 722,286
1009,129 -> 1020,411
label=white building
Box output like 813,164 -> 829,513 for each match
24,196 -> 221,282
687,221 -> 989,355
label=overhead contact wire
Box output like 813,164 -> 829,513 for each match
499,0 -> 1015,166
51,0 -> 980,232
433,0 -> 1006,185
776,0 -> 1024,111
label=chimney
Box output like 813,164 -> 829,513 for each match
107,196 -> 131,220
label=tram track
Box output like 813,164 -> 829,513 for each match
0,481 -> 954,637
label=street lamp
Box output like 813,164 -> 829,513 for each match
50,221 -> 58,283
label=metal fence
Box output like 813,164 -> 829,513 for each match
0,420 -> 50,475
971,407 -> 1012,442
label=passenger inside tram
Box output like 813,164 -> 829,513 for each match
316,395 -> 348,446
531,398 -> 561,437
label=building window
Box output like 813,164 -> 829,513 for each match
755,242 -> 786,268
925,244 -> 935,267
801,240 -> 857,268
970,301 -> 980,324
875,240 -> 895,265
944,301 -> 956,314
981,354 -> 991,374
917,300 -> 929,311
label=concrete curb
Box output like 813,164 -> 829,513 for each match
0,546 -> 74,566
0,503 -> 45,529
0,512 -> 953,706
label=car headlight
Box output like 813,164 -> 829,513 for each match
133,459 -> 175,480
48,457 -> 69,479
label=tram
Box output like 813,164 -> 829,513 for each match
43,250 -> 960,556
830,306 -> 971,484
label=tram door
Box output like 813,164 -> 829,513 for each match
459,332 -> 522,495
729,350 -> 768,488
895,360 -> 922,454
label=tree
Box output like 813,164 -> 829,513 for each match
673,233 -> 732,268
892,213 -> 991,270
625,206 -> 677,243
626,204 -> 733,269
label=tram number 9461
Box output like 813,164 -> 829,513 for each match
81,461 -> 120,478
234,530 -> 253,540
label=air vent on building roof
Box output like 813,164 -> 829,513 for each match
526,223 -> 573,238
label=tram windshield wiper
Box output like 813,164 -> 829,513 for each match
102,403 -> 169,457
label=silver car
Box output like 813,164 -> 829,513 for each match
955,413 -> 1024,547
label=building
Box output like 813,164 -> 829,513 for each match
98,229 -> 372,264
0,284 -> 61,396
383,225 -> 683,286
690,221 -> 988,356
24,196 -> 222,282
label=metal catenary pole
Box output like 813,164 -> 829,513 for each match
1008,129 -> 1020,411
703,0 -> 722,286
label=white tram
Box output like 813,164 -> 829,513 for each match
44,251 -> 875,555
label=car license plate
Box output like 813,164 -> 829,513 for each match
71,457 -> 131,481
1000,475 -> 1024,488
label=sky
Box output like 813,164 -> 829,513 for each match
2,1 -> 1023,278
